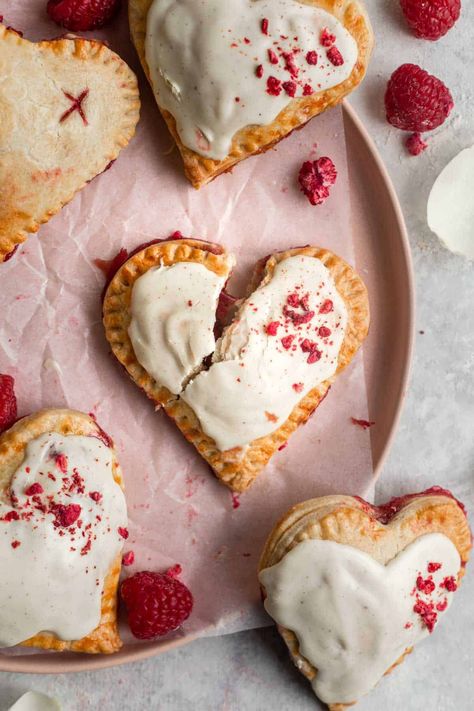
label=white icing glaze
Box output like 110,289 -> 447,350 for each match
8,692 -> 60,711
145,0 -> 358,159
182,255 -> 347,450
129,261 -> 230,395
0,433 -> 127,647
259,535 -> 461,704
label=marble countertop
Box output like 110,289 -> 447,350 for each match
1,1 -> 473,709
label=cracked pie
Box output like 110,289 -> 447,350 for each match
102,237 -> 369,492
258,488 -> 472,709
128,0 -> 373,188
0,25 -> 140,262
0,409 -> 127,654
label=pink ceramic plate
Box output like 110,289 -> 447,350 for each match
0,101 -> 414,673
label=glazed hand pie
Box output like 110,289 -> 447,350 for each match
0,408 -> 127,654
128,0 -> 373,188
258,488 -> 472,709
102,236 -> 369,492
0,25 -> 140,263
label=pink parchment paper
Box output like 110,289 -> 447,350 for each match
0,2 -> 373,644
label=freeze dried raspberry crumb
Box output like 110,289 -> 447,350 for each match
25,483 -> 44,496
306,50 -> 318,65
54,453 -> 68,473
121,570 -> 193,639
89,491 -> 102,502
385,64 -> 453,132
232,493 -> 240,509
351,418 -> 376,429
118,526 -> 129,539
416,575 -> 436,594
413,599 -> 437,633
122,551 -> 135,566
428,562 -> 442,573
261,18 -> 269,35
436,599 -> 448,612
400,0 -> 460,41
256,64 -> 264,78
292,383 -> 304,392
318,326 -> 331,337
301,339 -> 317,353
3,511 -> 19,522
267,76 -> 282,96
327,46 -> 344,66
282,81 -> 297,97
303,84 -> 314,96
51,503 -> 81,528
298,157 -> 337,206
307,349 -> 322,364
287,293 -> 300,308
319,299 -> 333,314
268,49 -> 279,65
0,374 -> 17,434
47,0 -> 121,32
406,132 -> 428,156
282,51 -> 299,78
281,335 -> 295,350
165,564 -> 182,578
265,321 -> 280,336
11,540 -> 21,549
440,576 -> 457,592
321,28 -> 336,47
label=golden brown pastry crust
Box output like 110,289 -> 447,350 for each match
0,408 -> 125,654
258,493 -> 472,709
0,26 -> 140,262
103,240 -> 369,492
128,0 -> 373,188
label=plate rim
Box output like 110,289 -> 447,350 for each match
0,100 -> 415,674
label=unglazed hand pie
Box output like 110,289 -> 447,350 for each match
258,488 -> 472,709
102,236 -> 369,492
0,25 -> 140,263
128,0 -> 373,188
0,409 -> 127,654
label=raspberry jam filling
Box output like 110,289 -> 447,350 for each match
354,486 -> 467,524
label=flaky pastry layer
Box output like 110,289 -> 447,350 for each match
0,409 -> 125,654
103,240 -> 369,492
128,0 -> 373,188
258,493 -> 472,710
0,26 -> 140,262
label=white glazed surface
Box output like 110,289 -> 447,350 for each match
182,255 -> 347,450
259,535 -> 461,703
145,0 -> 357,158
129,261 -> 230,394
8,691 -> 60,711
0,433 -> 127,647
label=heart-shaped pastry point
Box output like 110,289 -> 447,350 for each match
258,490 -> 471,708
145,0 -> 358,159
0,25 -> 140,261
103,238 -> 369,491
0,411 -> 127,649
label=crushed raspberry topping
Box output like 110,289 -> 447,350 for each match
281,335 -> 295,350
306,50 -> 318,65
121,569 -> 193,639
265,321 -> 280,336
60,89 -> 89,126
351,418 -> 375,429
321,28 -> 336,47
282,81 -> 297,97
118,526 -> 129,539
54,453 -> 68,473
89,491 -> 102,502
436,599 -> 448,612
385,64 -> 453,132
47,0 -> 121,32
440,576 -> 457,592
400,0 -> 460,41
51,503 -> 81,528
303,84 -> 314,96
298,157 -> 338,206
406,132 -> 428,156
256,64 -> 264,78
261,18 -> 269,35
268,49 -> 279,65
319,299 -> 334,314
318,326 -> 332,337
25,483 -> 44,496
428,562 -> 442,573
0,374 -> 17,434
413,599 -> 437,633
266,76 -> 282,96
11,540 -> 21,549
122,551 -> 135,566
327,46 -> 344,66
292,383 -> 304,392
3,511 -> 19,522
416,576 -> 436,594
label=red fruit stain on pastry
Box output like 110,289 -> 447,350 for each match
0,374 -> 17,434
400,0 -> 461,41
121,568 -> 193,639
47,0 -> 122,32
298,156 -> 337,206
355,487 -> 468,525
351,417 -> 375,430
406,132 -> 428,156
385,64 -> 453,132
231,493 -> 241,509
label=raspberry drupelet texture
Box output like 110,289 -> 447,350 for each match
400,0 -> 461,41
298,156 -> 337,206
47,0 -> 121,31
0,374 -> 17,434
121,568 -> 193,639
385,64 -> 453,132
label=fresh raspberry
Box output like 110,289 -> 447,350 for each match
385,64 -> 453,132
46,0 -> 121,32
406,132 -> 428,156
0,374 -> 17,434
121,569 -> 193,639
298,157 -> 337,206
400,0 -> 461,41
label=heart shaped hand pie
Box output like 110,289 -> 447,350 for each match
0,409 -> 127,654
0,25 -> 140,262
102,237 -> 369,492
128,0 -> 373,188
258,488 -> 472,709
